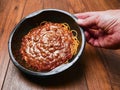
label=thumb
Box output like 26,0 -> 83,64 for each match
76,16 -> 98,27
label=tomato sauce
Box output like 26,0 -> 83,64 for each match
20,22 -> 74,71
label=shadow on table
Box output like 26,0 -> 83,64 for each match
21,52 -> 86,87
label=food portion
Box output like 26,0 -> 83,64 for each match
20,21 -> 79,72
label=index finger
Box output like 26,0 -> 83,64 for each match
74,12 -> 99,19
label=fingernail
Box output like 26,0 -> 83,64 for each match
74,14 -> 79,16
77,19 -> 84,24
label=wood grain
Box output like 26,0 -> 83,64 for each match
2,0 -> 87,90
98,49 -> 120,90
0,0 -> 12,88
0,0 -> 26,89
0,0 -> 120,90
84,45 -> 112,90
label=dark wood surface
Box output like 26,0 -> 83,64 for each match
0,0 -> 120,90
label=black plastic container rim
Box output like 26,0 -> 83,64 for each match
8,9 -> 86,76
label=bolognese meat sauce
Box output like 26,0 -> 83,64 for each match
20,22 -> 78,72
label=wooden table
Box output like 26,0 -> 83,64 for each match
0,0 -> 120,90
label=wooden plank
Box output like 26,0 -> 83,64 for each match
104,0 -> 120,9
82,0 -> 120,11
3,0 -> 88,90
0,0 -> 26,89
75,0 -> 113,90
98,49 -> 120,90
43,0 -> 68,11
0,0 -> 11,37
80,0 -> 120,90
2,0 -> 44,90
3,60 -> 87,90
2,0 -> 120,90
81,0 -> 111,11
0,0 -> 12,88
95,0 -> 120,90
66,0 -> 86,13
112,85 -> 120,90
83,45 -> 112,90
21,0 -> 43,18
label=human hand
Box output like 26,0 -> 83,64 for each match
75,10 -> 120,49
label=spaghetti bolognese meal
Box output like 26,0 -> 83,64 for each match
20,21 -> 79,72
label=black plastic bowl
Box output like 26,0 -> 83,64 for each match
8,9 -> 85,76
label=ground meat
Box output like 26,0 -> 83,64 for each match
20,22 -> 75,72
